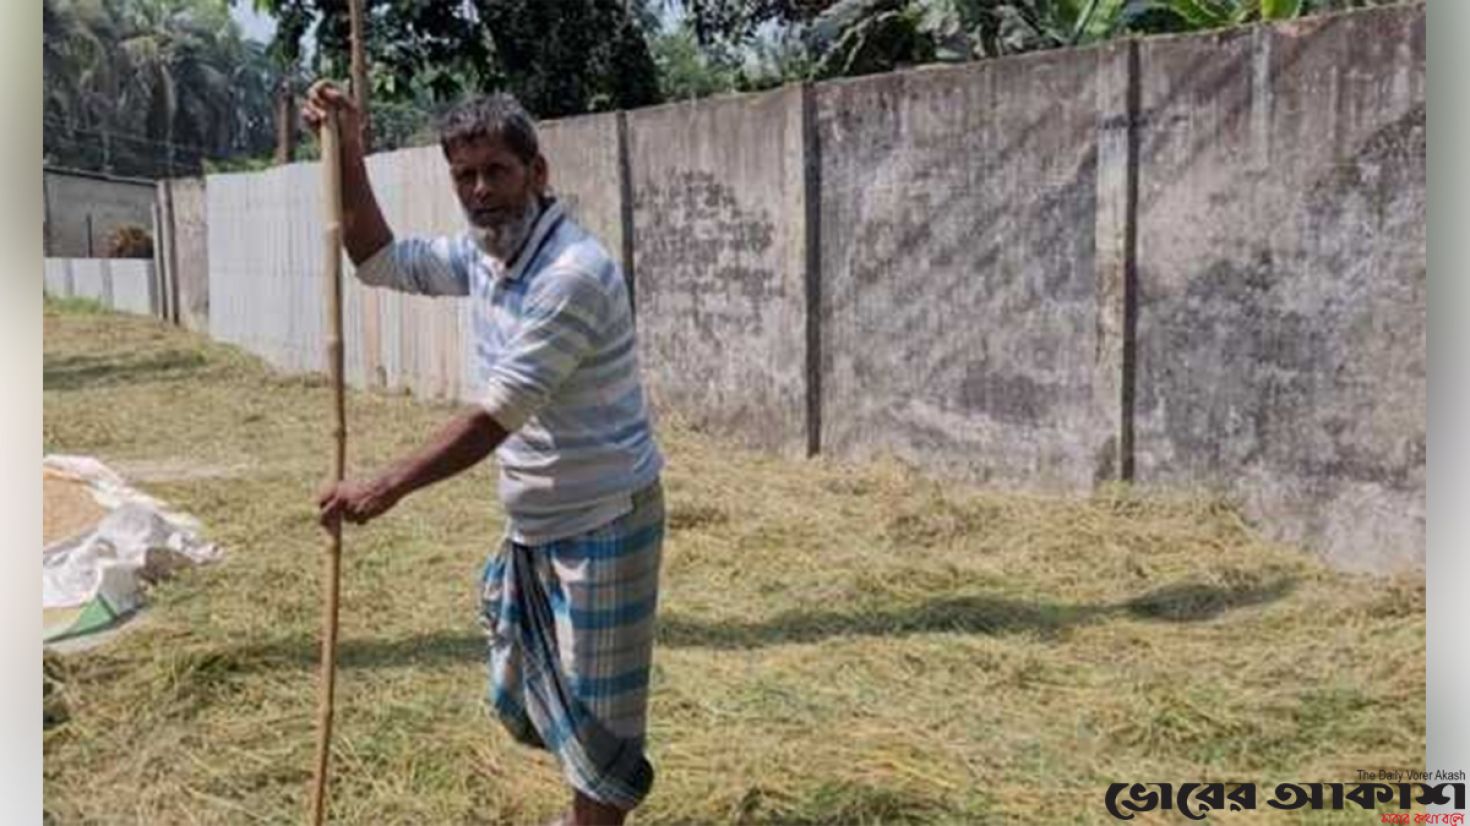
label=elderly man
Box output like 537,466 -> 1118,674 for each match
304,82 -> 665,826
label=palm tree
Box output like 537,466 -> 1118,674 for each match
250,0 -> 313,163
112,0 -> 239,171
43,0 -> 130,169
43,0 -> 279,176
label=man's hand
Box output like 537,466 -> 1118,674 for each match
313,408 -> 506,532
317,476 -> 402,529
301,80 -> 364,152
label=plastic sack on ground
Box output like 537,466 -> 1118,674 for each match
42,455 -> 221,643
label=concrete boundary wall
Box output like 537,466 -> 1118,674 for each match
43,168 -> 157,258
188,4 -> 1424,573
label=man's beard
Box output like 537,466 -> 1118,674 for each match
465,196 -> 541,262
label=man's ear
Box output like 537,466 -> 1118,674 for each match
530,154 -> 550,194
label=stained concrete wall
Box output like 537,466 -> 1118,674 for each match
44,169 -> 157,258
1132,5 -> 1426,573
628,89 -> 811,456
816,51 -> 1116,491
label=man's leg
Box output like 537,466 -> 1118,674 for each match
487,482 -> 665,822
570,790 -> 627,826
549,482 -> 665,822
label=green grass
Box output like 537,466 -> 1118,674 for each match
42,294 -> 110,316
42,306 -> 1426,824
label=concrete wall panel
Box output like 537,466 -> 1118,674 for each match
628,89 -> 810,456
539,111 -> 627,281
1133,6 -> 1426,572
167,177 -> 210,331
816,53 -> 1113,491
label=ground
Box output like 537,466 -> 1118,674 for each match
42,300 -> 1426,825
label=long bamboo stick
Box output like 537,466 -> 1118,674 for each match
309,110 -> 346,826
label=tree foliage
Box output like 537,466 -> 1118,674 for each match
671,0 -> 1415,84
813,0 -> 1415,78
253,0 -> 662,149
44,0 -> 1411,179
472,0 -> 662,117
43,0 -> 278,177
651,18 -> 814,99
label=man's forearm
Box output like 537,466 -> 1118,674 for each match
380,407 -> 508,501
337,136 -> 395,266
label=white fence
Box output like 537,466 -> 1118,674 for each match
203,114 -> 623,403
44,258 -> 160,316
206,146 -> 478,402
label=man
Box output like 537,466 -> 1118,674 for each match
304,81 -> 665,826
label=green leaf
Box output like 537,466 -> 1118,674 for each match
1154,0 -> 1237,29
1261,0 -> 1303,20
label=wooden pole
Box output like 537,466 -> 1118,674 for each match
309,110 -> 346,826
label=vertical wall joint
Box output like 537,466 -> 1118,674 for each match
616,111 -> 637,323
1120,38 -> 1140,482
802,82 -> 823,459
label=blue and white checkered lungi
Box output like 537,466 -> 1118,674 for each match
479,480 -> 665,811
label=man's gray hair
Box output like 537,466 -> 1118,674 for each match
437,92 -> 540,164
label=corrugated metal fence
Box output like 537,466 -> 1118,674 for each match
207,146 -> 475,401
44,258 -> 160,316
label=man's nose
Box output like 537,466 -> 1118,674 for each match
472,174 -> 494,200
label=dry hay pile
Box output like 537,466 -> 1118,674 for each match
41,303 -> 1426,825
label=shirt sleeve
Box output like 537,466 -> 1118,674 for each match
478,268 -> 610,432
353,233 -> 474,297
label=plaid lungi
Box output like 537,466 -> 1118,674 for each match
478,480 -> 665,810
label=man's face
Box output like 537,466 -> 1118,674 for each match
447,135 -> 548,259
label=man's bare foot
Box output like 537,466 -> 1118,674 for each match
569,791 -> 627,825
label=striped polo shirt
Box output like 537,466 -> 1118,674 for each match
355,198 -> 664,544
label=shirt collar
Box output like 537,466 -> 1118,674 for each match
494,197 -> 565,283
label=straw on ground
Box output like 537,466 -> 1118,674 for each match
42,302 -> 1425,825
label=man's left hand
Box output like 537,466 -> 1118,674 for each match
316,476 -> 401,528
